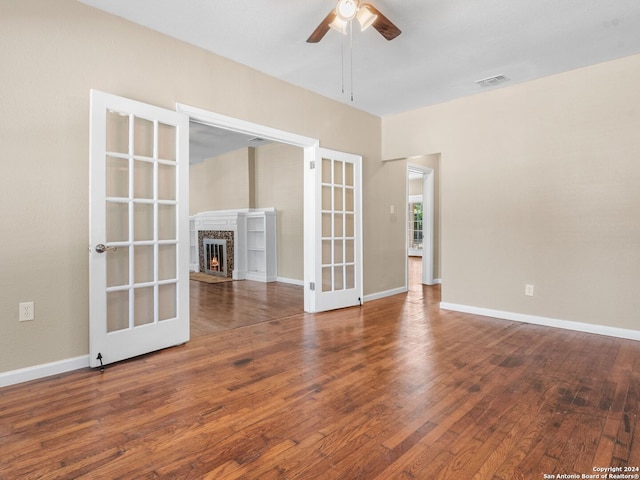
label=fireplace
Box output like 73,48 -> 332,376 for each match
204,239 -> 227,277
198,230 -> 234,278
191,209 -> 276,282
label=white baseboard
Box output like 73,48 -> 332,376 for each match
277,277 -> 304,286
364,286 -> 407,302
440,302 -> 640,342
0,355 -> 90,388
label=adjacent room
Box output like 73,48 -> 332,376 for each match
187,122 -> 306,334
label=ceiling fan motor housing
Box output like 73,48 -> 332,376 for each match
306,0 -> 400,43
336,0 -> 359,21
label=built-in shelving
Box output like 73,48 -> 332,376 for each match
190,208 -> 277,282
245,211 -> 276,282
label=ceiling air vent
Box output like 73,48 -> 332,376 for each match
475,74 -> 509,88
247,136 -> 271,148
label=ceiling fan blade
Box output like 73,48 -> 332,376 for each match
306,10 -> 337,43
362,3 -> 401,41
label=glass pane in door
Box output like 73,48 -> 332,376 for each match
159,283 -> 177,321
106,111 -> 129,154
158,244 -> 176,281
106,202 -> 129,243
106,156 -> 129,198
134,117 -> 154,157
107,290 -> 129,333
321,156 -> 352,293
157,123 -> 176,161
158,164 -> 176,200
345,265 -> 355,289
158,204 -> 177,240
134,286 -> 154,326
134,245 -> 154,284
134,160 -> 154,199
134,203 -> 154,241
107,247 -> 129,288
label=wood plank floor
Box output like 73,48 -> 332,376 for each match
190,279 -> 304,336
2,266 -> 639,478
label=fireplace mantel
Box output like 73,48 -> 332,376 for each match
189,208 -> 277,282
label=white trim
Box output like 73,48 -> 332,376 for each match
364,286 -> 407,302
440,302 -> 640,341
176,103 -> 318,148
0,355 -> 90,388
277,277 -> 305,286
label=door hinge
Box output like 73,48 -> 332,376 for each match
310,161 -> 315,169
310,282 -> 315,291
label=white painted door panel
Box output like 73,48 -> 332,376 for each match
89,90 -> 189,368
308,148 -> 363,312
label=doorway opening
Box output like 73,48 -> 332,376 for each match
178,104 -> 367,337
179,105 -> 317,335
407,163 -> 435,288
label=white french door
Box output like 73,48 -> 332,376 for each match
88,90 -> 190,368
307,148 -> 363,312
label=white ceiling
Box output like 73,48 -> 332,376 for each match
189,121 -> 271,164
79,0 -> 640,118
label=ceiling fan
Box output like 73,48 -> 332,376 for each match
307,0 -> 401,43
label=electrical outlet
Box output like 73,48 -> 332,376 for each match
19,302 -> 34,321
524,284 -> 535,297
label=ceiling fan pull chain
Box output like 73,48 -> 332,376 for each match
350,20 -> 354,102
341,32 -> 345,94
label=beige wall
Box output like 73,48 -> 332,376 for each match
189,148 -> 251,213
383,54 -> 640,331
189,143 -> 304,281
0,0 -> 384,374
254,143 -> 304,281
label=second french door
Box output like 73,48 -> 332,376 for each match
306,147 -> 363,312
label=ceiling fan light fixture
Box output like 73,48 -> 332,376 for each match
335,0 -> 358,21
329,16 -> 348,34
356,5 -> 377,31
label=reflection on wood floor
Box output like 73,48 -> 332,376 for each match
190,279 -> 304,336
2,261 -> 639,479
191,257 -> 425,337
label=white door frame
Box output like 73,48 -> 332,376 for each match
407,164 -> 435,286
175,103 -> 320,312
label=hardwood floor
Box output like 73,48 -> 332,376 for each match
1,268 -> 639,478
190,279 -> 304,336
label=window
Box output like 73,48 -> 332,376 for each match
408,201 -> 423,251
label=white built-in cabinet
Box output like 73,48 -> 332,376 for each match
190,208 -> 277,282
245,210 -> 277,282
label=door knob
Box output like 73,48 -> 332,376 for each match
95,244 -> 117,253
